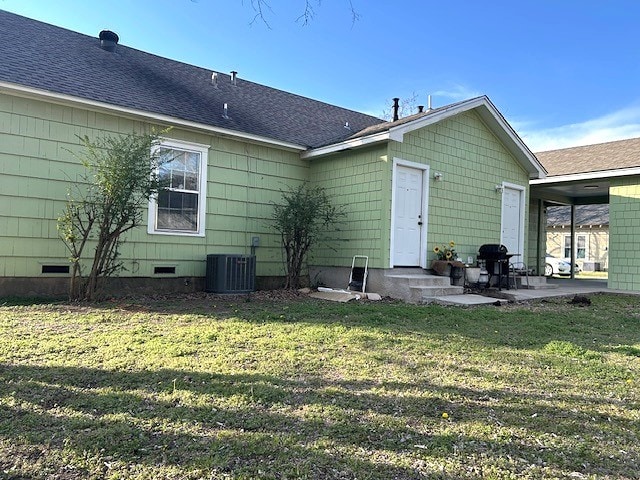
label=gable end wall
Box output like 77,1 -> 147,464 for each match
389,110 -> 530,264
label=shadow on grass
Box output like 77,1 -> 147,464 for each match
1,363 -> 637,479
85,291 -> 640,354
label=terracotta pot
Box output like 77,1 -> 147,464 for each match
431,260 -> 452,276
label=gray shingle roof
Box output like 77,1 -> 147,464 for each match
0,9 -> 385,149
535,136 -> 640,176
547,204 -> 609,227
347,97 -> 487,140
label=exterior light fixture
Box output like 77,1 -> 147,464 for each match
433,172 -> 443,181
495,185 -> 504,193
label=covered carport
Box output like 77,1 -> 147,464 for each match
530,137 -> 640,292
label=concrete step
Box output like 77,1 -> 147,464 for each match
410,285 -> 465,303
385,273 -> 453,288
385,267 -> 428,276
375,268 -> 464,303
515,275 -> 559,289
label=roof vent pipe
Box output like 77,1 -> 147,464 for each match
427,95 -> 433,112
211,72 -> 218,87
223,103 -> 229,119
230,71 -> 238,85
418,105 -> 424,113
392,97 -> 400,122
99,30 -> 119,52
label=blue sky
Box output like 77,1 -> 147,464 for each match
2,0 -> 640,151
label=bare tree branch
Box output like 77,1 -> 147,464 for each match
348,0 -> 360,25
248,0 -> 274,28
296,0 -> 317,26
381,92 -> 422,121
245,0 -> 359,27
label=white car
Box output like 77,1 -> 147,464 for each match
544,255 -> 572,277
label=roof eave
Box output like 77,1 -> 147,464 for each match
0,81 -> 307,152
530,166 -> 640,185
300,131 -> 390,159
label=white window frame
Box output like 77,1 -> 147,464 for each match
147,138 -> 209,237
576,234 -> 587,259
563,235 -> 572,258
563,233 -> 588,260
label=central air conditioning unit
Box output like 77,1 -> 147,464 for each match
205,254 -> 256,293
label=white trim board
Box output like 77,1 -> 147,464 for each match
390,157 -> 430,268
500,181 -> 526,257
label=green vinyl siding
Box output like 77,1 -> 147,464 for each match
608,177 -> 640,290
2,92 -> 533,286
309,145 -> 388,268
0,93 -> 308,279
308,111 -> 531,271
389,110 -> 530,264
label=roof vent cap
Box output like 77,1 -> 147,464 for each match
99,30 -> 119,52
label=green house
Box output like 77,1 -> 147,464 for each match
0,10 -> 546,299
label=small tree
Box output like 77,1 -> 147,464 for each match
58,131 -> 165,301
271,183 -> 345,289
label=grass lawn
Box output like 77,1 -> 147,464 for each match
0,292 -> 638,479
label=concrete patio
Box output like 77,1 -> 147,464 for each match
428,277 -> 623,306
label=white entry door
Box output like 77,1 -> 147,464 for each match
393,164 -> 425,266
500,184 -> 525,255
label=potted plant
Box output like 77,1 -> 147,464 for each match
431,241 -> 464,280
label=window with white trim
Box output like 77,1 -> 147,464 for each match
563,235 -> 571,258
576,234 -> 586,259
563,234 -> 587,259
148,140 -> 208,236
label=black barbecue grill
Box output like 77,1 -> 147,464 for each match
477,244 -> 515,290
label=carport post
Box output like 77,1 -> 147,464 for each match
570,204 -> 576,279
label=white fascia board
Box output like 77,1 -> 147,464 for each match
301,131 -> 390,159
0,81 -> 306,152
530,167 -> 640,185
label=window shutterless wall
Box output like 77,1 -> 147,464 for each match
0,93 -> 309,280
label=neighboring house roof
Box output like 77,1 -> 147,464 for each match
536,136 -> 640,176
0,9 -> 384,149
547,204 -> 609,227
